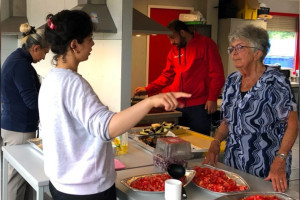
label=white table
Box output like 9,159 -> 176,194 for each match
2,144 -> 49,200
1,139 -> 154,200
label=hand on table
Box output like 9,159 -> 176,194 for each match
201,140 -> 220,166
264,157 -> 288,192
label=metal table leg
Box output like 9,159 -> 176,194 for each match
2,154 -> 8,200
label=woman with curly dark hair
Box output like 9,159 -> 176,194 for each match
39,10 -> 190,200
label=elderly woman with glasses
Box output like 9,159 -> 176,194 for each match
203,24 -> 298,193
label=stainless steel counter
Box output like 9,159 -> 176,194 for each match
116,159 -> 299,200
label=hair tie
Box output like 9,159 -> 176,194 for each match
47,18 -> 56,30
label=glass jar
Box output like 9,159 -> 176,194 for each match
113,132 -> 128,155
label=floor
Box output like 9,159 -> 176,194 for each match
0,136 -> 299,200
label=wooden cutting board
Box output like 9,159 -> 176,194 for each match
172,129 -> 226,153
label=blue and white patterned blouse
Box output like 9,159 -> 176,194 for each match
221,67 -> 297,180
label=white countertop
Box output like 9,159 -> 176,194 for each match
115,140 -> 154,170
2,144 -> 49,187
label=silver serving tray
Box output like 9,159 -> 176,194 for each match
120,169 -> 196,193
214,192 -> 296,200
27,138 -> 43,154
193,164 -> 250,195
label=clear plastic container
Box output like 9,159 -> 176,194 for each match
155,137 -> 192,158
153,137 -> 193,171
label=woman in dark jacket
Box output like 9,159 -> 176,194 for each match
1,23 -> 49,200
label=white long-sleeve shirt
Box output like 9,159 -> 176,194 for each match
39,68 -> 116,195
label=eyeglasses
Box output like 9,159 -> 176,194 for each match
227,44 -> 258,54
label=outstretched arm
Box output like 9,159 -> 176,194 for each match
108,92 -> 191,138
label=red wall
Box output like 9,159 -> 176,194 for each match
148,8 -> 191,84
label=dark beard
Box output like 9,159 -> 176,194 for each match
176,35 -> 187,48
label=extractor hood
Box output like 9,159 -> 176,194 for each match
72,0 -> 117,33
132,8 -> 171,35
72,2 -> 170,35
1,0 -> 28,35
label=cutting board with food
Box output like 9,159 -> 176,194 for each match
175,129 -> 226,153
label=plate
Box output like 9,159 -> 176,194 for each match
27,138 -> 43,154
192,164 -> 250,195
120,169 -> 196,193
214,192 -> 296,200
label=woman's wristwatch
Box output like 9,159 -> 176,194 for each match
276,152 -> 287,160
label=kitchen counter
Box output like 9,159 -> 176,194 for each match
2,140 -> 298,200
116,160 -> 299,200
115,140 -> 154,169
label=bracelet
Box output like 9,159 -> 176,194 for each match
212,139 -> 221,146
276,153 -> 287,160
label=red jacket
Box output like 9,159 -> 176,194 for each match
145,33 -> 225,107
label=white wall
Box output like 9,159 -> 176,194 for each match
27,0 -> 78,28
77,40 -> 122,111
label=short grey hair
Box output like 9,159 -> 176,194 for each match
228,24 -> 270,62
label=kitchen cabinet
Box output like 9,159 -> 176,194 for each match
218,18 -> 267,76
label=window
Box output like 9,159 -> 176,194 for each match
265,31 -> 296,68
264,13 -> 299,73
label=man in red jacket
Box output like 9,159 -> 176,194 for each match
135,20 -> 225,135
